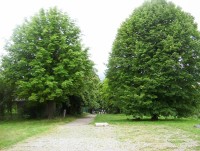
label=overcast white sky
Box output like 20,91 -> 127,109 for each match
0,0 -> 200,79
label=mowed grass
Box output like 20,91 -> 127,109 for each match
94,114 -> 200,150
0,116 -> 76,149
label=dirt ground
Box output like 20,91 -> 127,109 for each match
3,114 -> 199,151
3,115 -> 135,151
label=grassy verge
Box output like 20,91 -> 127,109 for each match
0,116 -> 77,149
94,114 -> 200,150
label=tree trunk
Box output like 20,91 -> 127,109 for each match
8,101 -> 13,119
45,101 -> 56,119
151,114 -> 158,121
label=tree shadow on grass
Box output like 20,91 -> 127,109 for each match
109,118 -> 192,124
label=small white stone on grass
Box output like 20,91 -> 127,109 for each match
95,122 -> 109,127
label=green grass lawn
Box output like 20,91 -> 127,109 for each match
0,116 -> 76,149
94,114 -> 200,150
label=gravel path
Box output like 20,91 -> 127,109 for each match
4,114 -> 135,151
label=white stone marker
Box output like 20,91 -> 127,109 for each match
95,122 -> 109,127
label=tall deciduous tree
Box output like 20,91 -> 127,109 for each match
107,0 -> 200,120
2,7 -> 96,118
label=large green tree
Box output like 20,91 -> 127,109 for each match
2,7 -> 96,118
107,0 -> 200,120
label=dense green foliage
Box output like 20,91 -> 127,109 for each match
99,78 -> 120,113
0,74 -> 5,117
1,7 -> 100,118
99,79 -> 110,110
0,72 -> 15,118
82,70 -> 101,110
107,0 -> 200,119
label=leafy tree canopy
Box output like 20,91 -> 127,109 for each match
107,0 -> 200,119
2,7 -> 97,111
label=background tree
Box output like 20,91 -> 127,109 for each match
2,7 -> 97,118
82,69 -> 101,113
99,78 -> 120,113
107,0 -> 200,120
